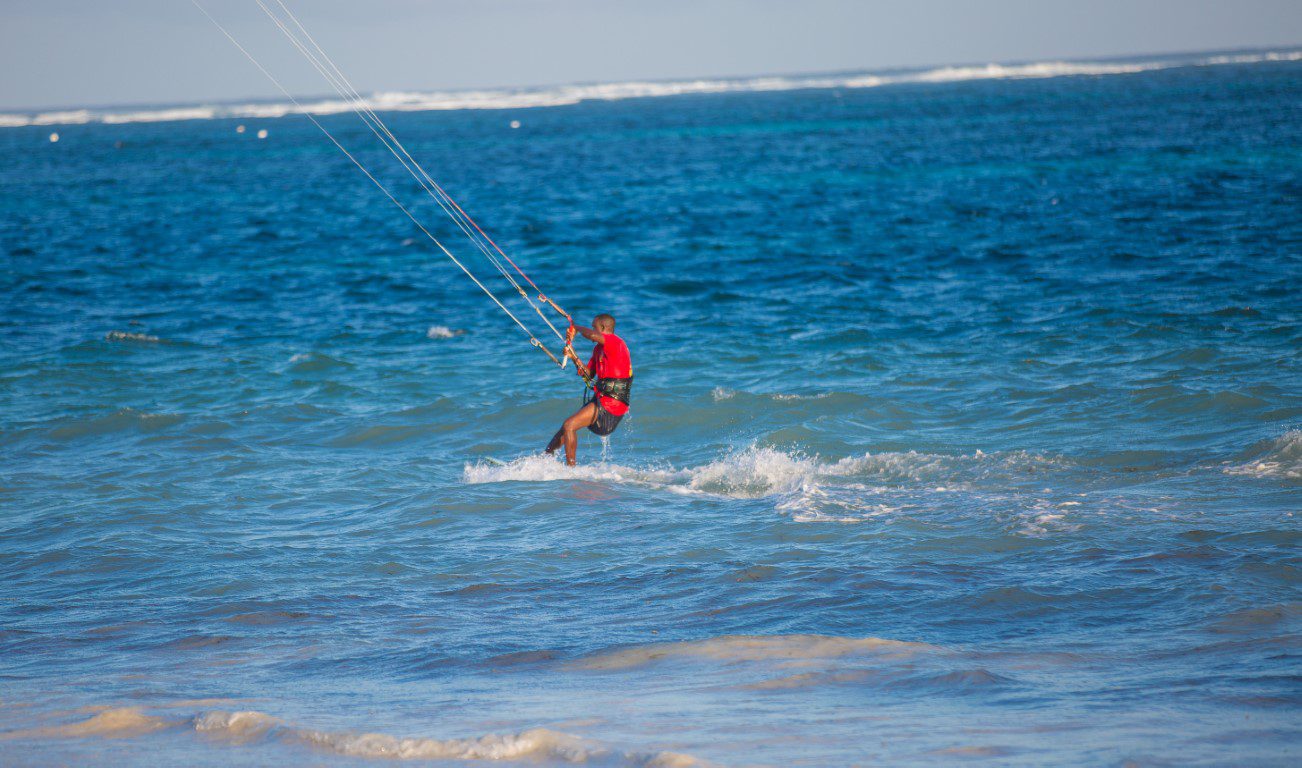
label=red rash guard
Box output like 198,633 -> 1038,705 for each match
588,332 -> 631,416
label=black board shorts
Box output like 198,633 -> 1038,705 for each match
588,400 -> 625,436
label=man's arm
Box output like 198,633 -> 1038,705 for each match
571,325 -> 605,345
565,324 -> 594,381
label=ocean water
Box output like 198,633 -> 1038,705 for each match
2,52 -> 1300,766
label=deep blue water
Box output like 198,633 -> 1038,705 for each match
2,55 -> 1300,766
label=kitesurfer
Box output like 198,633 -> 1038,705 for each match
545,314 -> 632,465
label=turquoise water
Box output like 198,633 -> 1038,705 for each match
2,53 -> 1300,766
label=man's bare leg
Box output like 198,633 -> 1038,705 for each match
544,402 -> 598,466
545,428 -> 565,455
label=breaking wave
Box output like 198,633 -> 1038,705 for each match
9,707 -> 708,766
45,408 -> 185,441
426,325 -> 465,339
464,446 -> 1070,523
1,707 -> 171,740
1225,430 -> 1302,481
5,49 -> 1297,128
105,330 -> 162,343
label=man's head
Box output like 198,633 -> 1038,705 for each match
593,313 -> 616,333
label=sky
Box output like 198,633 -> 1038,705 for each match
1,0 -> 1300,110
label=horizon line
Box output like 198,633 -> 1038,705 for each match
3,43 -> 1298,128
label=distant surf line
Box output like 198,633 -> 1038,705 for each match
3,48 -> 1299,129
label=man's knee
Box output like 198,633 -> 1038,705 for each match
564,408 -> 593,432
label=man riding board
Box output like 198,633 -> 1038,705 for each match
545,313 -> 632,465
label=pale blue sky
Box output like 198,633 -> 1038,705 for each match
2,0 -> 1300,110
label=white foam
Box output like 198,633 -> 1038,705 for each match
426,325 -> 464,339
464,445 -> 1069,523
1017,500 -> 1086,536
28,109 -> 93,126
464,453 -> 640,486
101,106 -> 218,124
1226,430 -> 1302,480
4,49 -> 1296,128
194,710 -> 280,743
290,725 -> 593,761
105,330 -> 161,343
909,60 -> 1157,83
203,711 -> 710,765
464,447 -> 822,499
1205,50 -> 1302,65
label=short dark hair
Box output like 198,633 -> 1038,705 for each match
593,313 -> 615,331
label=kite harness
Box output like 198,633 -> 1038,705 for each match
595,376 -> 634,406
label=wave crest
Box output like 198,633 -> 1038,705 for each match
573,634 -> 934,670
290,725 -> 592,762
194,710 -> 281,743
1,707 -> 171,740
1226,430 -> 1302,481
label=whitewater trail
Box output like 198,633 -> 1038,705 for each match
464,446 -> 1082,526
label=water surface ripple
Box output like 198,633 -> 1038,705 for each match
2,56 -> 1300,766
